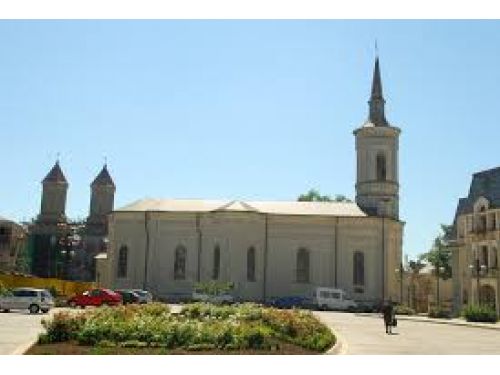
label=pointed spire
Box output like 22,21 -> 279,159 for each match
368,56 -> 388,126
91,164 -> 115,187
42,161 -> 68,184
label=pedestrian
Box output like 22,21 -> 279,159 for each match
382,299 -> 395,334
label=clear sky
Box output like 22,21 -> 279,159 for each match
0,20 -> 499,259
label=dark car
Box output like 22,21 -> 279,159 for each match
270,296 -> 310,309
115,290 -> 140,305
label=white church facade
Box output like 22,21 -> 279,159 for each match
102,57 -> 405,304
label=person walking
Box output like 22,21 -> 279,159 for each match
382,299 -> 395,334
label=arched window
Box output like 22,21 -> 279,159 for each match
376,153 -> 387,181
247,247 -> 256,282
296,248 -> 310,283
353,251 -> 365,286
212,245 -> 220,280
117,245 -> 128,278
174,245 -> 187,280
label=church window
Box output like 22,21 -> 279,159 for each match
296,248 -> 310,283
174,245 -> 187,280
117,245 -> 128,278
212,245 -> 220,280
247,247 -> 256,282
353,251 -> 365,286
376,153 -> 387,181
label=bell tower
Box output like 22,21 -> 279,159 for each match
38,160 -> 68,224
354,57 -> 401,219
87,164 -> 115,235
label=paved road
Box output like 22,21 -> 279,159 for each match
314,311 -> 500,355
0,310 -> 51,355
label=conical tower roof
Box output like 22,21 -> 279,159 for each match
42,161 -> 68,184
367,56 -> 389,127
91,164 -> 115,187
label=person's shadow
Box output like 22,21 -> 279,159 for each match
388,332 -> 400,335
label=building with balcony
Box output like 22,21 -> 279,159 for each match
450,167 -> 500,316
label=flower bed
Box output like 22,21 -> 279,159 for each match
34,302 -> 335,354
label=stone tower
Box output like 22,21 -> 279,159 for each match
37,161 -> 68,224
87,164 -> 115,235
354,57 -> 401,219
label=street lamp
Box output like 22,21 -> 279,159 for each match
436,265 -> 445,310
469,259 -> 487,305
395,262 -> 404,304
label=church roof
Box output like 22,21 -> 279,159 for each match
116,199 -> 367,217
91,165 -> 115,187
42,161 -> 68,184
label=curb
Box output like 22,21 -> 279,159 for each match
11,338 -> 38,355
355,313 -> 500,331
326,330 -> 348,355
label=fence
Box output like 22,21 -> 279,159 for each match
0,272 -> 95,297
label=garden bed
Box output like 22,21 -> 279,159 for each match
29,302 -> 335,355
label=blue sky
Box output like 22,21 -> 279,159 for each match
0,20 -> 499,259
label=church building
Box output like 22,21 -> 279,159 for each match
103,57 -> 404,304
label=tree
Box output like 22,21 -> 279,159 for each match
419,225 -> 453,280
407,258 -> 425,309
297,189 -> 352,203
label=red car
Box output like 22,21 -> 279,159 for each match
67,288 -> 122,308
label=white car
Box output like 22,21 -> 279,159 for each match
311,287 -> 358,311
0,288 -> 55,314
130,289 -> 153,304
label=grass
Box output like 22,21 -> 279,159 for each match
31,302 -> 335,355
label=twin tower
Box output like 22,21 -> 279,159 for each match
37,162 -> 115,233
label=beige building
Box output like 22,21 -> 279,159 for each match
450,167 -> 500,316
103,57 -> 405,304
0,216 -> 26,271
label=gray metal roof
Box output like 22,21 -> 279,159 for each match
116,198 -> 367,217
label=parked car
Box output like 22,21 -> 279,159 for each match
130,289 -> 153,304
115,290 -> 140,305
0,287 -> 54,314
192,290 -> 234,305
67,288 -> 122,308
311,287 -> 358,311
269,296 -> 311,309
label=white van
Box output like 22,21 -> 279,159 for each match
0,288 -> 54,314
312,287 -> 358,311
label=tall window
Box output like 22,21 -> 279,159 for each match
376,153 -> 387,181
492,248 -> 498,269
212,245 -> 220,280
247,247 -> 256,282
117,245 -> 128,278
353,251 -> 365,286
174,245 -> 187,280
296,248 -> 310,283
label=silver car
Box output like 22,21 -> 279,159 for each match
0,288 -> 54,314
130,289 -> 153,304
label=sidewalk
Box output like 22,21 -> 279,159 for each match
355,312 -> 500,331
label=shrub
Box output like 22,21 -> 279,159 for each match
395,305 -> 416,315
428,308 -> 451,319
41,311 -> 87,342
462,305 -> 498,323
0,281 -> 11,296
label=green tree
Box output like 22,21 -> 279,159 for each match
297,189 -> 352,203
419,224 -> 453,280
